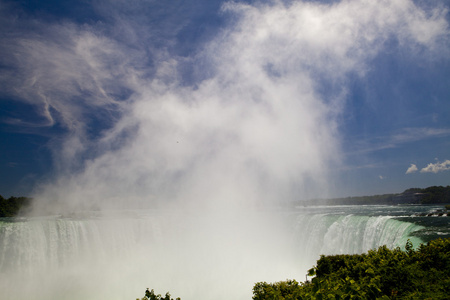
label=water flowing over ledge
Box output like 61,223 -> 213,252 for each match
0,205 -> 439,300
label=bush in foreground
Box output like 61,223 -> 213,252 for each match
253,238 -> 450,299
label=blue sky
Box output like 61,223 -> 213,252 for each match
0,0 -> 449,206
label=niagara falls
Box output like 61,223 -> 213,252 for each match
1,0 -> 449,299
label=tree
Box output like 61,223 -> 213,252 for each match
137,289 -> 180,300
253,238 -> 450,300
0,195 -> 32,217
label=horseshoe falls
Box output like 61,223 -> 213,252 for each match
291,213 -> 422,267
0,205 -> 442,300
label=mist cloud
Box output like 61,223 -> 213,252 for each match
0,0 -> 448,211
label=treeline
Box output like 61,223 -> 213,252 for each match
409,185 -> 450,204
302,185 -> 450,206
136,289 -> 180,300
0,195 -> 32,217
253,238 -> 450,299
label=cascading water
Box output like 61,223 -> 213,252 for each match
0,215 -> 170,300
0,216 -> 162,272
0,205 -> 432,300
291,214 -> 424,266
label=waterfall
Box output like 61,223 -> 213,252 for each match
291,213 -> 424,266
0,215 -> 170,300
0,208 -> 425,300
0,216 -> 162,272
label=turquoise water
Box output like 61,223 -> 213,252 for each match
284,205 -> 449,275
290,204 -> 450,245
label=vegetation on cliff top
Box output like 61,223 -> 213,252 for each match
0,195 -> 32,217
417,185 -> 450,204
253,238 -> 450,300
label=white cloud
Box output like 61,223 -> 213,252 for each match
379,175 -> 385,180
0,0 -> 448,210
420,160 -> 450,173
406,164 -> 418,174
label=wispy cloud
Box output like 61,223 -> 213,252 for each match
391,128 -> 450,144
348,127 -> 450,155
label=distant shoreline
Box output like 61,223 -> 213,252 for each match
1,185 -> 450,217
297,185 -> 450,207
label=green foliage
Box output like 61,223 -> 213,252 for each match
253,280 -> 303,300
0,195 -> 32,217
253,238 -> 450,300
420,186 -> 450,204
137,289 -> 180,300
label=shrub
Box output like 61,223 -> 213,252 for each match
137,289 -> 180,300
253,238 -> 450,300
